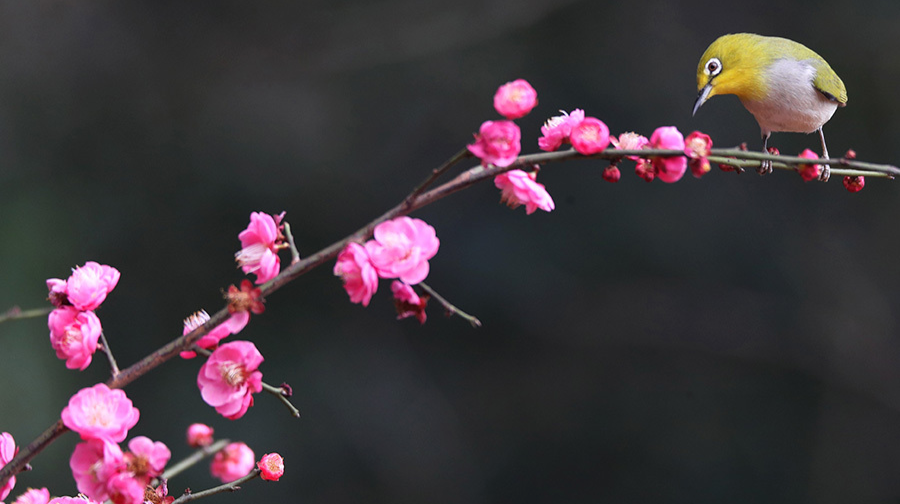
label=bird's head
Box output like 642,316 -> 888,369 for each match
693,33 -> 770,116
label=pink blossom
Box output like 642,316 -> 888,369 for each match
391,281 -> 428,324
64,262 -> 120,312
570,117 -> 610,155
11,487 -> 50,504
538,109 -> 584,151
797,148 -> 821,181
364,217 -> 440,285
635,159 -> 655,182
48,307 -> 102,371
610,132 -> 650,160
602,165 -> 621,183
49,498 -> 100,504
46,278 -> 68,307
197,340 -> 264,420
0,432 -> 18,502
494,169 -> 555,215
257,453 -> 285,482
210,442 -> 255,483
235,211 -> 286,285
493,79 -> 538,119
649,126 -> 687,183
467,120 -> 521,167
179,309 -> 250,359
105,472 -> 143,504
684,130 -> 713,178
61,383 -> 140,443
70,439 -> 124,502
125,436 -> 170,481
843,175 -> 865,193
333,242 -> 378,307
186,423 -> 215,448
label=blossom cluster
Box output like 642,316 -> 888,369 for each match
46,262 -> 120,370
334,216 -> 439,323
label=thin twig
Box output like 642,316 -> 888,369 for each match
0,306 -> 51,325
160,438 -> 231,481
418,281 -> 482,328
282,222 -> 302,265
171,468 -> 260,504
261,381 -> 301,418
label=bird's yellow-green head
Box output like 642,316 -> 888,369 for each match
692,33 -> 847,117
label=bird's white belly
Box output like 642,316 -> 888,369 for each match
740,58 -> 838,135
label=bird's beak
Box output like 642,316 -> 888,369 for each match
692,83 -> 712,117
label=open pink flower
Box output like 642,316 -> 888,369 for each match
61,383 -> 140,442
186,423 -> 215,448
684,130 -> 713,178
0,432 -> 18,501
235,211 -> 286,284
364,217 -> 439,285
105,472 -> 143,504
210,442 -> 255,483
649,126 -> 687,183
70,439 -> 124,502
467,120 -> 521,167
49,498 -> 101,504
538,109 -> 584,151
179,309 -> 250,359
257,453 -> 285,482
610,131 -> 650,161
493,79 -> 538,119
125,436 -> 170,481
63,262 -> 120,312
570,117 -> 610,155
334,242 -> 378,307
391,281 -> 428,324
197,340 -> 264,420
494,169 -> 555,215
48,306 -> 102,371
797,148 -> 821,181
12,487 -> 50,504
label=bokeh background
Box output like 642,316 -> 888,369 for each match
3,0 -> 900,502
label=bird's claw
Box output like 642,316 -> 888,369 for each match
757,159 -> 773,175
818,164 -> 831,182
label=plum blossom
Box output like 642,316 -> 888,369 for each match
69,439 -> 124,502
649,126 -> 687,183
610,132 -> 650,160
684,130 -> 713,178
125,436 -> 170,481
49,498 -> 100,504
493,79 -> 538,119
334,242 -> 378,306
601,165 -> 621,183
48,307 -> 102,371
494,169 -> 555,215
235,211 -> 286,284
364,217 -> 440,285
257,453 -> 284,482
105,472 -> 143,504
11,487 -> 50,504
210,442 -> 255,483
797,148 -> 821,182
569,117 -> 610,155
538,109 -> 584,152
49,262 -> 121,312
186,423 -> 215,448
61,383 -> 140,443
391,281 -> 428,324
179,309 -> 250,359
0,432 -> 18,501
467,120 -> 521,167
197,341 -> 264,420
635,159 -> 655,182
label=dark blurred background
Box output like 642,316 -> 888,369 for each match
3,0 -> 900,502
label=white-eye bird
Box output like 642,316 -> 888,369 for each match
692,33 -> 847,181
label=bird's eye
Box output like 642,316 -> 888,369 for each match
705,57 -> 722,76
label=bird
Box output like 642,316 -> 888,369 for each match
692,33 -> 847,181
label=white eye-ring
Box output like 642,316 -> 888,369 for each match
705,57 -> 722,76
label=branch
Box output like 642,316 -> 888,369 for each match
1,143 -> 893,486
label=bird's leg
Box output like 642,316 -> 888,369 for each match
817,128 -> 831,182
758,133 -> 773,175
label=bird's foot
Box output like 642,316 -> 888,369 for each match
818,163 -> 831,182
757,159 -> 773,175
